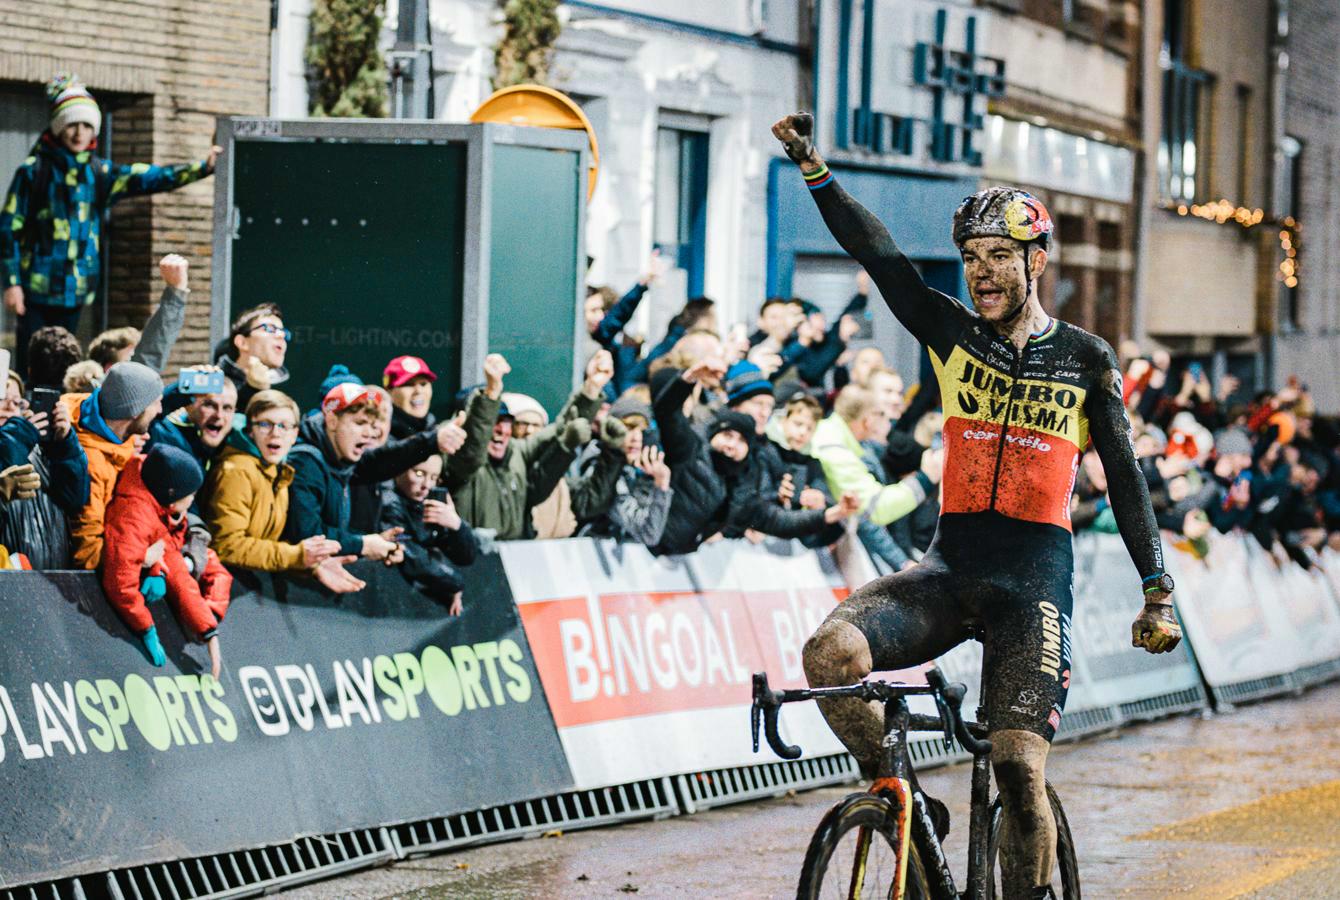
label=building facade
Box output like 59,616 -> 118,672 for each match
0,1 -> 271,363
271,0 -> 992,388
1135,0 -> 1278,389
974,0 -> 1142,351
1272,0 -> 1340,413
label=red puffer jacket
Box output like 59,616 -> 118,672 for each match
102,455 -> 232,639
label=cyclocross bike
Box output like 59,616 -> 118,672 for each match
750,666 -> 1080,899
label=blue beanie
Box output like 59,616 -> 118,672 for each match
317,365 -> 362,408
725,360 -> 773,407
141,444 -> 204,507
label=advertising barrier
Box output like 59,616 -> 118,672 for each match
500,538 -> 849,789
1161,530 -> 1340,700
0,559 -> 569,888
5,529 -> 1339,894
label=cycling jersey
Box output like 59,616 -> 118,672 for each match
806,172 -> 1163,740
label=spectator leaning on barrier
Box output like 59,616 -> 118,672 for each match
147,369 -> 237,492
380,453 -> 479,614
649,361 -> 859,556
812,385 -> 941,529
445,352 -> 606,541
0,75 -> 220,374
203,390 -> 362,593
282,383 -> 408,566
65,360 -> 164,569
385,355 -> 438,440
103,444 -> 232,678
578,393 -> 674,546
0,369 -> 89,568
216,302 -> 290,411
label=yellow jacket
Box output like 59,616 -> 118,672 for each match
811,414 -> 931,527
203,442 -> 306,572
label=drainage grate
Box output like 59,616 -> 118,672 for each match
391,779 -> 677,857
1212,672 -> 1295,706
676,753 -> 860,814
3,880 -> 88,900
1055,704 -> 1118,741
1293,658 -> 1340,688
1118,685 -> 1209,723
102,828 -> 394,900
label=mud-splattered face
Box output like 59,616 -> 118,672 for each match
961,237 -> 1045,323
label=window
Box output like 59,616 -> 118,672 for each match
1158,0 -> 1211,203
654,124 -> 710,297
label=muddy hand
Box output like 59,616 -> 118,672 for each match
1131,602 -> 1182,653
771,112 -> 816,165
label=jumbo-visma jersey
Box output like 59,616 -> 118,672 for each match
930,318 -> 1092,532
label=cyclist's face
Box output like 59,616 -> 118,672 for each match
961,237 -> 1041,322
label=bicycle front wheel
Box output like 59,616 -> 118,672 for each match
797,793 -> 933,900
986,780 -> 1080,899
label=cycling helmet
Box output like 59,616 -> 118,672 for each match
952,187 -> 1054,252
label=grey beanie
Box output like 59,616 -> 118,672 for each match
99,362 -> 162,420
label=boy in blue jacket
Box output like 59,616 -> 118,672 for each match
0,75 -> 220,373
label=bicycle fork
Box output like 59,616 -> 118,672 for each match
862,699 -> 914,899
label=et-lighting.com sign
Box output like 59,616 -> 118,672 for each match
0,564 -> 571,888
0,640 -> 534,763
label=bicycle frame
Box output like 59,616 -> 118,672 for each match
751,670 -> 996,900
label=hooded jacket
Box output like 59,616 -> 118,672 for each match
283,412 -> 443,554
64,390 -> 138,569
203,430 -> 305,572
378,485 -> 479,602
445,388 -> 601,541
0,415 -> 90,568
650,370 -> 831,555
0,134 -> 212,307
102,455 -> 232,639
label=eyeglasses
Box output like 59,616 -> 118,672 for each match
249,323 -> 292,342
252,420 -> 297,434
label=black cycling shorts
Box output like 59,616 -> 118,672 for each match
829,514 -> 1075,741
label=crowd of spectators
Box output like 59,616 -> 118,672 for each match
2,75 -> 1336,676
1073,344 -> 1340,568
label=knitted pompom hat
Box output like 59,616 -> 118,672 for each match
47,74 -> 101,138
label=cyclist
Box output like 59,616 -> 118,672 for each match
771,112 -> 1182,900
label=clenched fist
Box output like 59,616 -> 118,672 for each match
771,112 -> 820,169
159,254 -> 189,290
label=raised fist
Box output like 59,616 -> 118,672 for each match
159,254 -> 188,290
771,112 -> 817,166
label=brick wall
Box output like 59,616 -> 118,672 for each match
0,0 -> 271,364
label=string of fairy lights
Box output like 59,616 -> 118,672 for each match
1166,199 -> 1300,289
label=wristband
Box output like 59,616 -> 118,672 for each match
803,163 -> 833,191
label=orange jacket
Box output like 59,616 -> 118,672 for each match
101,455 -> 231,639
64,392 -> 138,569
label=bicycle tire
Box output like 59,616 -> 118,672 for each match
797,792 -> 933,900
985,781 -> 1080,900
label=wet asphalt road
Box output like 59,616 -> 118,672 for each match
287,681 -> 1340,899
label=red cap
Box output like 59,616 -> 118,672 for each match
322,382 -> 382,415
383,356 -> 438,389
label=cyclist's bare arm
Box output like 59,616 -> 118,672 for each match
772,112 -> 966,358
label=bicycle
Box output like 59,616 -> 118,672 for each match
751,666 -> 1079,899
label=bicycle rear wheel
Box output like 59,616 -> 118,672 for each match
986,781 -> 1080,899
797,793 -> 933,900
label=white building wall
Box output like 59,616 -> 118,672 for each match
270,0 -> 804,335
